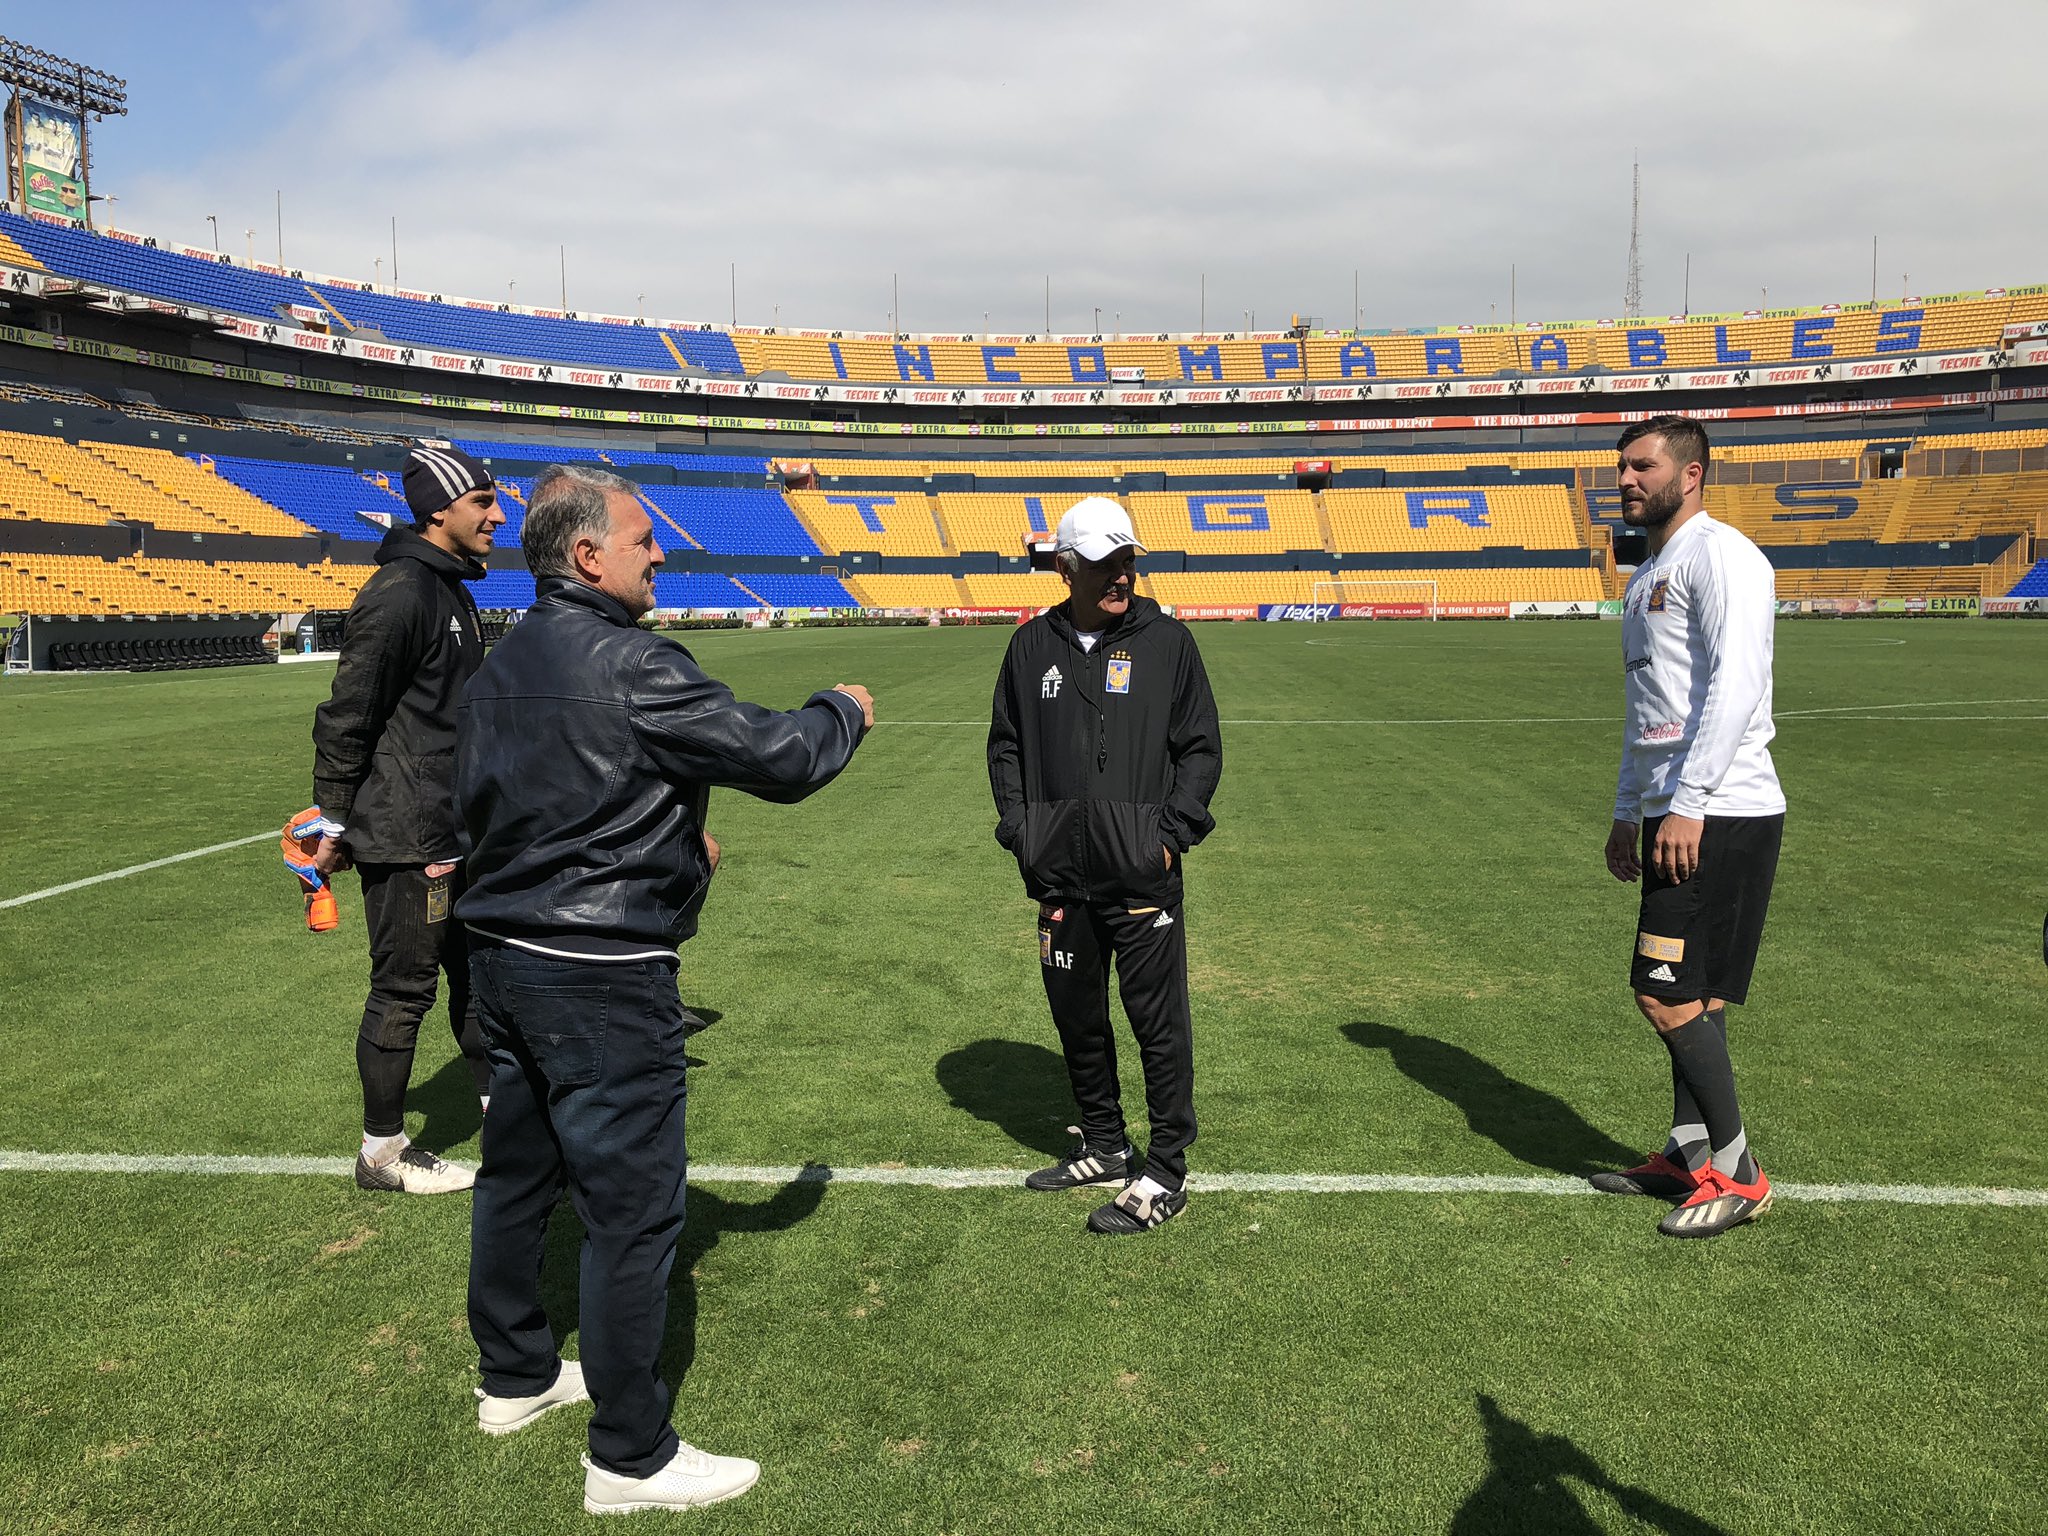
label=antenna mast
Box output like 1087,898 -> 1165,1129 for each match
1623,151 -> 1643,320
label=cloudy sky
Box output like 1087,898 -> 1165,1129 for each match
20,1 -> 2041,334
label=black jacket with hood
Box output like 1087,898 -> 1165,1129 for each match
311,525 -> 484,864
988,595 -> 1222,907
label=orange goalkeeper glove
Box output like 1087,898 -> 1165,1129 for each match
283,807 -> 346,932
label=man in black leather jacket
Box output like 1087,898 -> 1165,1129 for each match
989,498 -> 1222,1235
454,463 -> 872,1514
310,442 -> 504,1195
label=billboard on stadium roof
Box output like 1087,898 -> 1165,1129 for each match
9,94 -> 85,221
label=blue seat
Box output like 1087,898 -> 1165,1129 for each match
731,573 -> 855,608
203,457 -> 409,543
3,211 -> 743,375
642,488 -> 822,556
471,569 -> 538,609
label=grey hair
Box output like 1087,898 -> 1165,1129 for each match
523,464 -> 643,581
1056,550 -> 1081,577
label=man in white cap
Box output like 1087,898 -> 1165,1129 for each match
987,497 -> 1223,1233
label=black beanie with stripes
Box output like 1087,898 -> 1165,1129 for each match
401,442 -> 494,525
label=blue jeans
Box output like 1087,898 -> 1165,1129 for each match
467,941 -> 689,1477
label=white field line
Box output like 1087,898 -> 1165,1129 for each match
1775,697 -> 2048,717
0,1149 -> 2042,1207
0,830 -> 275,910
877,717 -> 1620,727
880,700 -> 2048,728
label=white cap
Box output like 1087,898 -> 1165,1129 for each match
1054,497 -> 1145,563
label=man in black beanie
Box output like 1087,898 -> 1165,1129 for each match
308,441 -> 505,1192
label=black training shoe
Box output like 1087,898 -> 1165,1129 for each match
1087,1181 -> 1187,1234
1023,1126 -> 1134,1191
1588,1151 -> 1703,1203
680,1006 -> 711,1037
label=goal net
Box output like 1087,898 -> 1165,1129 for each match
1308,579 -> 1440,619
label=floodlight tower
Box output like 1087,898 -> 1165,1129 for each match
0,35 -> 127,229
1623,152 -> 1643,321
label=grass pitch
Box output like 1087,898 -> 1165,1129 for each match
2,618 -> 2044,1534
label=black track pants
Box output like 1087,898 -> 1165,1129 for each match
356,862 -> 487,1134
1038,900 -> 1196,1187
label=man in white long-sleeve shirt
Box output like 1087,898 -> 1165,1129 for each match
1593,415 -> 1785,1239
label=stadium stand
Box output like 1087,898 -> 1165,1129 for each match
84,443 -> 314,537
654,573 -> 762,609
1125,490 -> 1327,556
935,493 -> 1054,554
6,210 -> 2044,390
3,408 -> 2044,624
205,456 -> 407,542
840,574 -> 965,609
0,552 -> 367,614
1324,487 -> 1583,554
471,569 -> 538,609
1772,567 -> 1983,599
0,211 -> 742,375
727,297 -> 2048,385
788,489 -> 948,555
0,431 -> 315,536
642,487 -> 821,556
728,573 -> 857,608
454,440 -> 774,480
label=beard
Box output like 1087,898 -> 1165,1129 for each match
1621,479 -> 1686,529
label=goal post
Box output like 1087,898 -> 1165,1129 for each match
1309,579 -> 1440,619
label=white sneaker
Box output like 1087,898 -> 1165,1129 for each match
476,1358 -> 589,1436
582,1441 -> 760,1513
354,1144 -> 476,1194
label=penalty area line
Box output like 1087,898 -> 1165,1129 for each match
0,830 -> 277,911
0,1150 -> 2042,1207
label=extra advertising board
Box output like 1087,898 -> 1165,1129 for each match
1170,605 -> 1259,620
11,95 -> 85,221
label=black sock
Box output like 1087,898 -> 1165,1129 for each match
1664,1006 -> 1727,1169
1665,1064 -> 1710,1171
356,1035 -> 415,1138
1660,1011 -> 1756,1183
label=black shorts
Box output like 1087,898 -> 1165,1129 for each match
1631,813 -> 1784,1005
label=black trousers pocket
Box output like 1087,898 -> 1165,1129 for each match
507,983 -> 610,1089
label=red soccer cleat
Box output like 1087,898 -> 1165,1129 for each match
1657,1162 -> 1772,1239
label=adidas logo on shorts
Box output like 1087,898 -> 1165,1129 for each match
1645,963 -> 1677,983
1151,911 -> 1173,929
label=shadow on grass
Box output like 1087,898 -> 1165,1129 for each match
534,1173 -> 828,1384
1452,1393 -> 1730,1536
406,1049 -> 483,1155
1341,1021 -> 1637,1177
935,1037 -> 1075,1160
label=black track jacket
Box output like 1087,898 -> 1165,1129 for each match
311,526 -> 484,864
989,595 -> 1222,907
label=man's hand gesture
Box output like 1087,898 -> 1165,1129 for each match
833,684 -> 876,729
